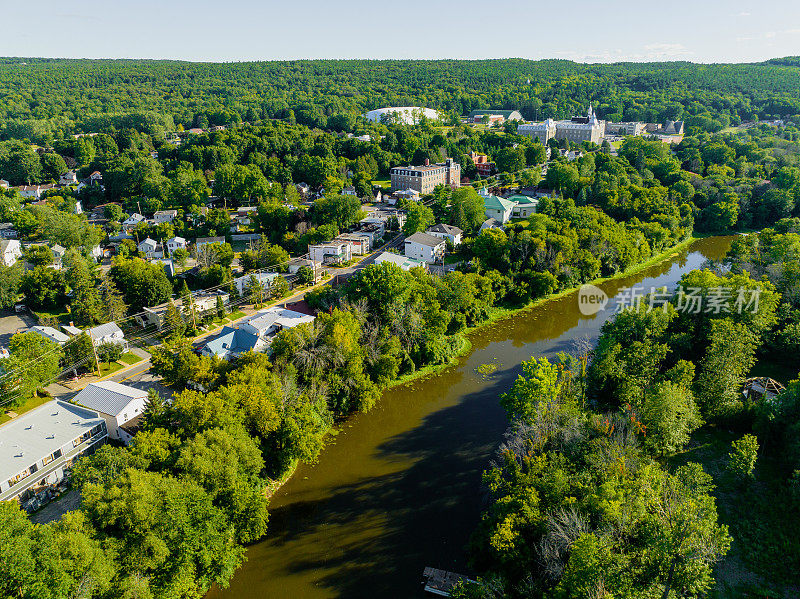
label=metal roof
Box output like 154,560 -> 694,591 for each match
0,400 -> 105,483
405,232 -> 445,247
71,381 -> 147,417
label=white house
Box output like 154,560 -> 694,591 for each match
29,325 -> 70,345
426,223 -> 463,246
51,244 -> 66,269
0,400 -> 107,503
0,239 -> 22,266
404,232 -> 446,263
309,242 -> 352,265
233,271 -> 279,296
166,236 -> 187,253
374,251 -> 429,272
122,213 -> 145,231
138,238 -> 162,259
334,234 -> 370,255
152,210 -> 178,224
59,171 -> 78,185
71,381 -> 148,443
482,194 -> 516,224
86,322 -> 128,351
342,185 -> 358,196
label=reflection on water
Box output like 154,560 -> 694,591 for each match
208,237 -> 733,599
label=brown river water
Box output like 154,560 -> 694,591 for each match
208,236 -> 733,599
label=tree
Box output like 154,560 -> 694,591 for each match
109,257 -> 172,311
726,434 -> 759,481
450,187 -> 487,233
40,152 -> 67,181
402,201 -> 435,235
271,276 -> 289,299
63,332 -> 94,374
296,265 -> 315,285
81,469 -> 244,598
21,265 -> 66,309
495,147 -> 526,173
99,275 -> 128,322
500,356 -> 563,423
150,336 -> 200,386
172,247 -> 189,268
96,341 -> 123,364
0,140 -> 42,185
0,263 -> 23,309
636,381 -> 702,455
24,244 -> 53,267
1,332 -> 63,405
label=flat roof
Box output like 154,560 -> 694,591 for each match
0,400 -> 105,483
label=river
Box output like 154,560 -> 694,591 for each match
208,236 -> 733,599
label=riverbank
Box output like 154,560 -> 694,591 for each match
257,235 -> 703,493
383,234 -> 702,391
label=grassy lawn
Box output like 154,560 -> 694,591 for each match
0,394 -> 52,426
32,308 -> 71,324
371,179 -> 390,189
228,310 -> 245,321
97,361 -> 124,376
119,352 -> 142,366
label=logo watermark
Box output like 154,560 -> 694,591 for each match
578,284 -> 609,316
577,285 -> 762,315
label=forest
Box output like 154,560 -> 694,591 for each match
456,222 -> 800,598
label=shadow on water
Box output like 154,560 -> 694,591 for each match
207,236 -> 733,599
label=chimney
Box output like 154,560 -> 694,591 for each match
424,158 -> 430,166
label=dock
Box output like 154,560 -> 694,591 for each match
422,567 -> 476,597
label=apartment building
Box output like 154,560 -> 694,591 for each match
390,158 -> 461,194
0,401 -> 107,503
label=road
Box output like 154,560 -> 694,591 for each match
48,232 -> 407,402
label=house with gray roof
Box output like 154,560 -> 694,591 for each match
426,223 -> 463,246
0,400 -> 107,503
200,326 -> 264,361
71,381 -> 148,443
86,322 -> 128,351
29,325 -> 70,345
404,231 -> 446,263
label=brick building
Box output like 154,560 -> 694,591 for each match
390,158 -> 461,194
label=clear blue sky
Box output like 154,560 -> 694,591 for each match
2,0 -> 799,63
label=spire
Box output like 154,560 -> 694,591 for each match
588,104 -> 594,118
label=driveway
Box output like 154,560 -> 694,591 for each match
0,309 -> 36,348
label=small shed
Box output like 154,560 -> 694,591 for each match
742,377 -> 785,402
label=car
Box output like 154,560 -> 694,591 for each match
14,304 -> 27,313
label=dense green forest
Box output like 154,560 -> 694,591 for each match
2,58 -> 800,143
457,223 -> 800,598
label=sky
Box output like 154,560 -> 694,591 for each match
1,0 -> 799,63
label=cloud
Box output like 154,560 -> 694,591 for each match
554,43 -> 693,63
737,27 -> 800,42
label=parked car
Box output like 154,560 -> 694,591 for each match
14,303 -> 27,313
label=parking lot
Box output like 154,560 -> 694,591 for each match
0,309 -> 36,348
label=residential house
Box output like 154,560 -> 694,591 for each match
71,381 -> 147,443
89,171 -> 103,185
233,271 -> 279,296
287,258 -> 322,280
354,221 -> 385,246
468,152 -> 496,177
166,236 -> 187,254
342,185 -> 358,196
0,400 -> 107,503
0,223 -> 18,239
152,210 -> 178,224
404,232 -> 446,263
86,322 -> 128,351
479,218 -> 502,232
482,194 -> 516,224
505,195 -> 539,218
136,291 -> 230,329
137,238 -> 162,259
309,242 -> 352,265
334,233 -> 370,255
29,326 -> 70,345
15,184 -> 55,200
0,179 -> 8,189
374,251 -> 429,272
59,171 -> 78,185
201,307 -> 314,360
154,258 -> 175,278
50,244 -> 66,269
426,223 -> 463,246
0,239 -> 22,266
122,213 -> 145,231
296,182 -> 311,198
195,236 -> 226,248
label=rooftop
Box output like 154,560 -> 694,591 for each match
427,223 -> 463,236
483,195 -> 517,212
72,381 -> 147,417
405,232 -> 445,247
374,251 -> 428,271
0,400 -> 105,483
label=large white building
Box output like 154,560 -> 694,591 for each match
364,107 -> 441,125
404,232 -> 446,263
518,106 -> 605,145
0,400 -> 107,503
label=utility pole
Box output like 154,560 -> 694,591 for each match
90,331 -> 101,377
